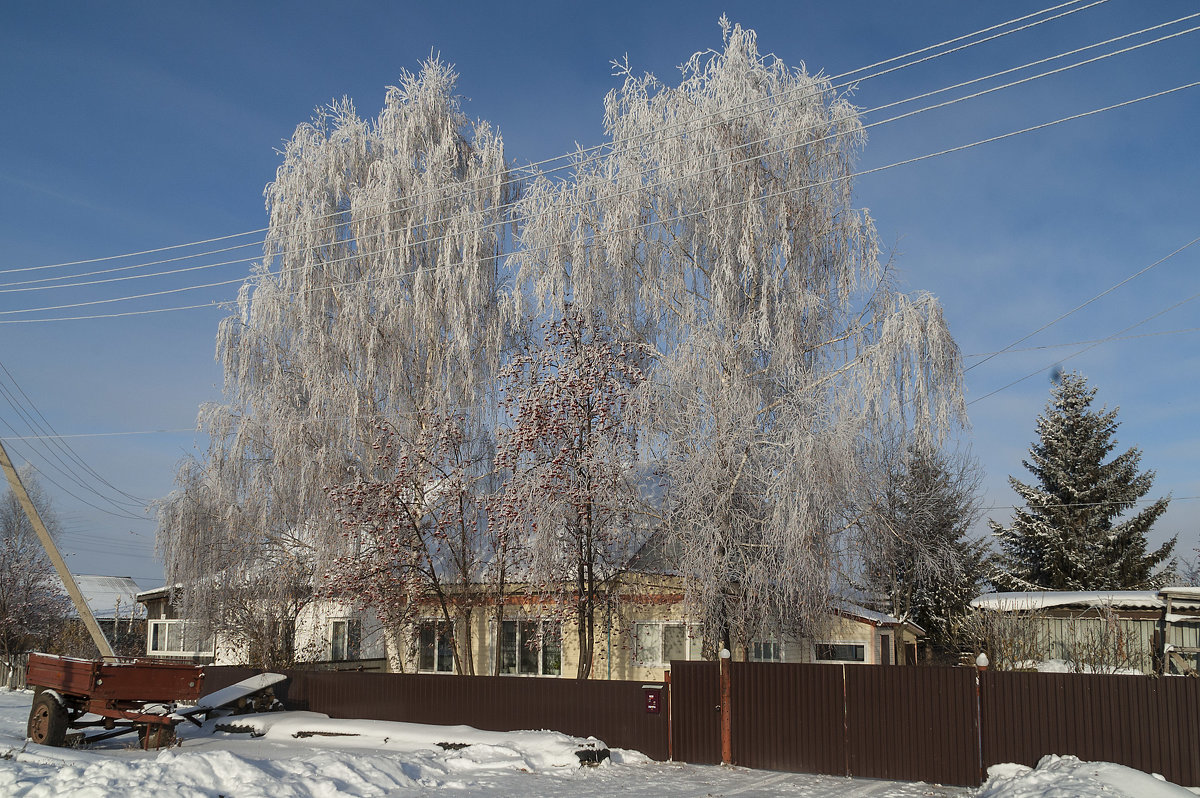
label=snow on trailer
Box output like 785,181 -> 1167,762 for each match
24,653 -> 283,749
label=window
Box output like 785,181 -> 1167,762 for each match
499,620 -> 561,676
418,620 -> 456,673
633,622 -> 701,666
330,619 -> 361,662
814,642 -> 866,663
750,640 -> 781,662
148,620 -> 213,655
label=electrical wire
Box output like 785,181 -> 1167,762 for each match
0,392 -> 148,514
966,236 -> 1200,372
0,0 -> 1106,277
965,326 -> 1200,357
4,75 -> 1197,323
981,495 -> 1197,512
4,11 -> 1193,301
0,359 -> 149,505
1,428 -> 198,440
968,288 -> 1200,406
0,238 -> 262,288
0,433 -> 148,521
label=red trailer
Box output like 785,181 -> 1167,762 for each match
26,653 -> 206,749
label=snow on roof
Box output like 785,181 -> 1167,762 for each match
971,589 -> 1200,613
1159,586 -> 1200,600
59,574 -> 144,619
135,583 -> 176,602
833,600 -> 924,633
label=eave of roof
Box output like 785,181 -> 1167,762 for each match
971,588 -> 1200,613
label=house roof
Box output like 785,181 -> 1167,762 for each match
834,601 -> 925,636
59,574 -> 144,619
624,530 -> 681,576
971,589 -> 1200,613
135,583 -> 178,603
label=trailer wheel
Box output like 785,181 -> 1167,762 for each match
27,693 -> 68,747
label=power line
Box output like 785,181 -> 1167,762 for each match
982,495 -> 1197,513
0,435 -> 148,521
5,302 -> 1197,445
0,0 -> 1106,278
965,326 -> 1200,358
847,80 -> 1200,181
1,428 -> 198,441
5,75 -> 1197,324
0,238 -> 261,289
968,288 -> 1200,406
0,359 -> 148,506
0,403 -> 148,516
966,236 -> 1200,373
5,11 -> 1193,301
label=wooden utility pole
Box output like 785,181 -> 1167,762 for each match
0,438 -> 115,659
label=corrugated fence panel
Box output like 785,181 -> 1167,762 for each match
205,667 -> 669,760
845,665 -> 979,786
205,663 -> 1200,787
668,660 -> 721,764
981,671 -> 1200,788
730,662 -> 846,775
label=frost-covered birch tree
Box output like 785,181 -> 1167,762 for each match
157,59 -> 513,663
515,19 -> 964,654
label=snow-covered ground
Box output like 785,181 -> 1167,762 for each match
0,688 -> 1191,797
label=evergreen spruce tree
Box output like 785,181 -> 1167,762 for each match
991,372 -> 1174,591
863,444 -> 988,660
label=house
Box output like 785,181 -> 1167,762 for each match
136,585 -> 387,667
138,573 -> 921,677
136,585 -> 218,663
970,587 -> 1200,675
138,531 -> 922,676
54,574 -> 146,658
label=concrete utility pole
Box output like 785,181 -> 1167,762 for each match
0,438 -> 115,659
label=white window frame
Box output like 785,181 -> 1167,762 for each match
417,619 -> 456,673
148,619 -> 213,656
749,639 -> 783,662
496,618 -> 561,676
330,618 -> 361,662
632,622 -> 702,666
813,641 -> 867,664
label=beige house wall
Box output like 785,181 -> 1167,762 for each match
388,575 -> 920,678
142,577 -> 921,675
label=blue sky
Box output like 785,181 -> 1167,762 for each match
1,1 -> 1197,588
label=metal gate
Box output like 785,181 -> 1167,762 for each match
668,660 -> 721,764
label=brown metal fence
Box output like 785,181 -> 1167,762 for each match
206,666 -> 670,760
673,662 -> 978,786
981,670 -> 1200,787
845,664 -> 978,785
204,664 -> 1200,788
729,662 -> 846,775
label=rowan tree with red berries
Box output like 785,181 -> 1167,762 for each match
494,309 -> 648,678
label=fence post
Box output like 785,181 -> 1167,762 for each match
665,669 -> 673,762
976,653 -> 988,785
720,649 -> 732,765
